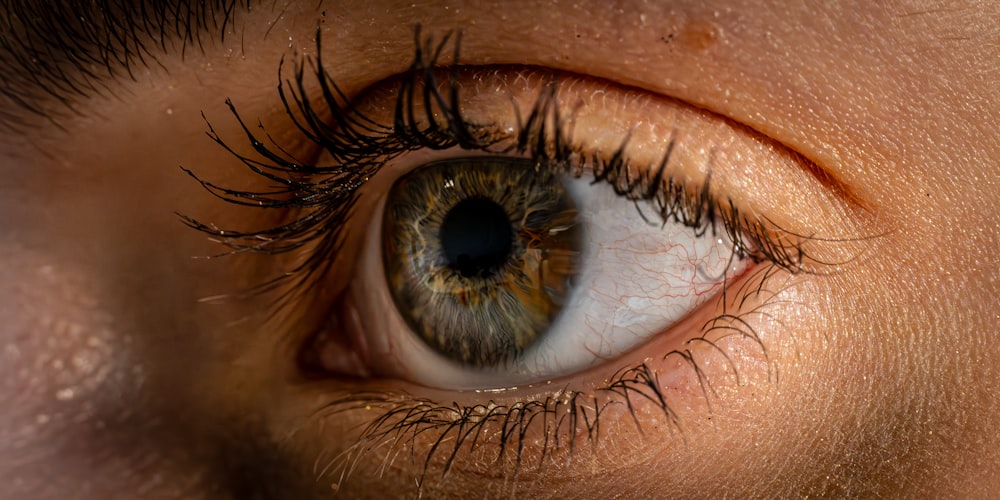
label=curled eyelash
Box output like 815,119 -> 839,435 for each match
181,26 -> 829,493
180,26 -> 813,299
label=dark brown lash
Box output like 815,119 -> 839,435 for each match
179,26 -> 813,295
312,265 -> 784,492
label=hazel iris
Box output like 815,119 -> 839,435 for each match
383,157 -> 581,367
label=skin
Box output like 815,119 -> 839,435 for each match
1,0 -> 998,498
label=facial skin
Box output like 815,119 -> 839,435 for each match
0,0 -> 997,498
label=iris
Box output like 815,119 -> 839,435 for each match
383,157 -> 581,367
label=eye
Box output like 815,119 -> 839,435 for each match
288,58 -> 814,391
345,154 -> 745,389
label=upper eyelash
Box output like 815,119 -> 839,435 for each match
180,26 -> 812,299
179,25 -> 823,492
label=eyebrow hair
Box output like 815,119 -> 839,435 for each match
0,0 -> 249,131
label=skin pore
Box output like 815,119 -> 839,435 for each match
1,0 -> 998,498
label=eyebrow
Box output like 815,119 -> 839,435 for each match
0,0 -> 249,130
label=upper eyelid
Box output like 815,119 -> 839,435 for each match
186,28 -> 872,287
341,64 -> 871,245
313,25 -> 874,236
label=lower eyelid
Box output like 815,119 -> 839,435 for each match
293,262 -> 783,491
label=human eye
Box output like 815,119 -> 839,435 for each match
368,151 -> 745,388
184,27 -> 861,496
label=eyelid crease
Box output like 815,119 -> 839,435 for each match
779,142 -> 872,212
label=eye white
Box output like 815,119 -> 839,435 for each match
507,175 -> 742,379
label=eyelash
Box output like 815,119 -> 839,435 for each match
181,26 -> 814,489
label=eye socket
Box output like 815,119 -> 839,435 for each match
174,27 -> 870,496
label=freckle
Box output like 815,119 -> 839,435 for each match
677,19 -> 723,50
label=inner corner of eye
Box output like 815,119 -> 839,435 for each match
306,153 -> 748,391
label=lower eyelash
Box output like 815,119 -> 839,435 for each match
317,262 -> 789,488
315,266 -> 781,490
179,26 -> 819,492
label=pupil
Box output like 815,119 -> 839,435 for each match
440,197 -> 513,278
